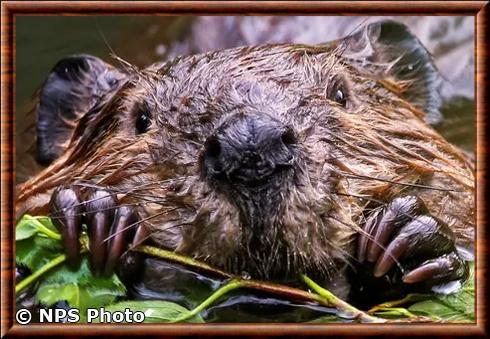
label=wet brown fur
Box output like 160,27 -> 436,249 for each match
16,37 -> 474,296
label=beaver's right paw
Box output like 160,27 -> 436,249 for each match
49,187 -> 148,276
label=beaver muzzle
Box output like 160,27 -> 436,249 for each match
202,113 -> 297,188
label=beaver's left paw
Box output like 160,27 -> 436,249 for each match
357,196 -> 468,287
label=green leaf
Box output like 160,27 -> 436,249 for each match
16,234 -> 63,271
16,215 -> 63,271
41,256 -> 122,288
370,307 -> 417,319
15,217 -> 39,241
16,215 -> 59,241
17,214 -> 475,323
37,283 -> 81,310
35,258 -> 127,322
408,262 -> 475,322
99,300 -> 204,323
308,314 -> 344,323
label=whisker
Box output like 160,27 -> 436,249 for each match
336,170 -> 463,193
72,182 -> 169,202
332,191 -> 385,205
323,18 -> 371,78
121,233 -> 156,258
48,199 -> 171,220
94,19 -> 118,60
49,191 -> 126,217
48,187 -> 168,218
103,207 -> 179,243
327,215 -> 406,271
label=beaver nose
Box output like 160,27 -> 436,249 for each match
203,115 -> 297,187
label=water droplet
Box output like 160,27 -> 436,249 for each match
155,44 -> 166,56
240,271 -> 251,280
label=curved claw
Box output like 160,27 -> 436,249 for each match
358,196 -> 427,263
50,185 -> 148,277
131,221 -> 150,248
104,206 -> 138,276
402,253 -> 468,284
373,235 -> 409,277
366,208 -> 399,263
368,196 -> 427,263
84,190 -> 117,276
355,195 -> 469,301
50,187 -> 83,269
357,209 -> 382,262
373,214 -> 459,278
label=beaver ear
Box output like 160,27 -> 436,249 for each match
339,20 -> 444,125
35,54 -> 125,165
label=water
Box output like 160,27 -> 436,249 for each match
128,259 -> 341,323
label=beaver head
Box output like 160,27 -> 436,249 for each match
17,21 -> 474,290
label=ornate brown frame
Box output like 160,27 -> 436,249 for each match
1,1 -> 488,336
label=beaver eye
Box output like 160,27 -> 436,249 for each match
334,89 -> 347,107
105,72 -> 119,87
135,108 -> 151,135
326,75 -> 350,108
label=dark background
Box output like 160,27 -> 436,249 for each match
15,16 -> 193,181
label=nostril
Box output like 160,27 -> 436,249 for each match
205,136 -> 221,159
203,136 -> 224,175
281,127 -> 298,146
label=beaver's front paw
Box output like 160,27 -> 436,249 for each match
357,196 -> 468,288
49,186 -> 148,276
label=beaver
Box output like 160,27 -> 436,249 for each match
16,20 -> 474,303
